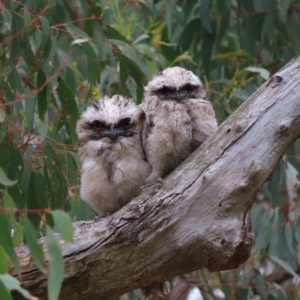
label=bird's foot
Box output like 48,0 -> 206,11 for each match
140,177 -> 163,192
139,281 -> 170,300
93,212 -> 110,222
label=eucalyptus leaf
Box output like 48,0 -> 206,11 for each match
22,216 -> 46,273
0,168 -> 16,187
0,246 -> 8,274
269,255 -> 300,279
1,8 -> 12,36
37,69 -> 48,121
253,269 -> 267,298
0,213 -> 20,274
0,281 -> 13,300
24,87 -> 35,132
285,222 -> 294,253
106,24 -> 128,43
0,274 -> 31,299
56,77 -> 79,146
132,34 -> 149,45
27,171 -> 46,228
51,210 -> 74,242
12,222 -> 23,248
2,191 -> 16,221
64,24 -> 98,55
200,0 -> 213,33
46,226 -> 64,300
246,67 -> 270,80
70,38 -> 89,45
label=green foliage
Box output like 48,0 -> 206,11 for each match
0,168 -> 17,187
22,216 -> 46,273
0,0 -> 300,299
46,225 -> 64,300
51,210 -> 74,242
0,274 -> 32,300
0,213 -> 20,275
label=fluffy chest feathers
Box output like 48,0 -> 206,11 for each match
97,136 -> 144,184
76,95 -> 150,215
141,66 -> 218,182
80,135 -> 150,215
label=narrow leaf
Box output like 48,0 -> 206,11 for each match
106,24 -> 128,43
46,226 -> 64,300
3,191 -> 16,221
295,220 -> 300,245
27,171 -> 46,228
1,8 -> 12,36
0,274 -> 31,299
214,50 -> 251,59
37,16 -> 50,55
253,269 -> 267,297
132,34 -> 149,45
178,18 -> 202,52
56,77 -> 79,146
65,67 -> 76,96
37,69 -> 48,121
23,7 -> 32,37
201,20 -> 216,75
200,0 -> 213,33
285,222 -> 294,253
70,38 -> 89,45
0,280 -> 13,300
0,108 -> 5,123
109,39 -> 137,61
0,168 -> 17,187
12,222 -> 23,248
44,142 -> 68,209
0,213 -> 20,274
25,87 -> 35,132
269,255 -> 300,279
246,67 -> 270,80
0,246 -> 8,274
22,216 -> 46,274
64,24 -> 98,55
51,210 -> 74,242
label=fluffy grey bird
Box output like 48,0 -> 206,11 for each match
141,66 -> 218,183
76,95 -> 150,216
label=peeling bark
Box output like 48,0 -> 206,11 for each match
11,57 -> 300,300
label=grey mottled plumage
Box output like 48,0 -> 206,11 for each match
141,66 -> 218,182
77,95 -> 150,216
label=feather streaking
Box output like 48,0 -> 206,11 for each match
77,95 -> 150,215
141,66 -> 218,182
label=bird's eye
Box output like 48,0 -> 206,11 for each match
157,86 -> 173,95
92,121 -> 103,131
120,118 -> 132,129
184,84 -> 197,92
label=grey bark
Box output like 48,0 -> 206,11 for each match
11,57 -> 300,300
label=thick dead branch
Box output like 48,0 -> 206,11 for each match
11,57 -> 300,299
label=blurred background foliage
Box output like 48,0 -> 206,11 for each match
0,0 -> 300,299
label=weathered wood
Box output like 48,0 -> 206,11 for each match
11,57 -> 300,300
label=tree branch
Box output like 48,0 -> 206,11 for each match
11,57 -> 300,300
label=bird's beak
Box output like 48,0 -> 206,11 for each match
173,91 -> 189,101
100,128 -> 127,140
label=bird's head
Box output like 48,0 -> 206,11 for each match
145,66 -> 206,101
76,95 -> 145,152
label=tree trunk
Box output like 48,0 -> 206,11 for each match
11,57 -> 300,300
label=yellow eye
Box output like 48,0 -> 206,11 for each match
92,121 -> 103,131
120,118 -> 131,129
